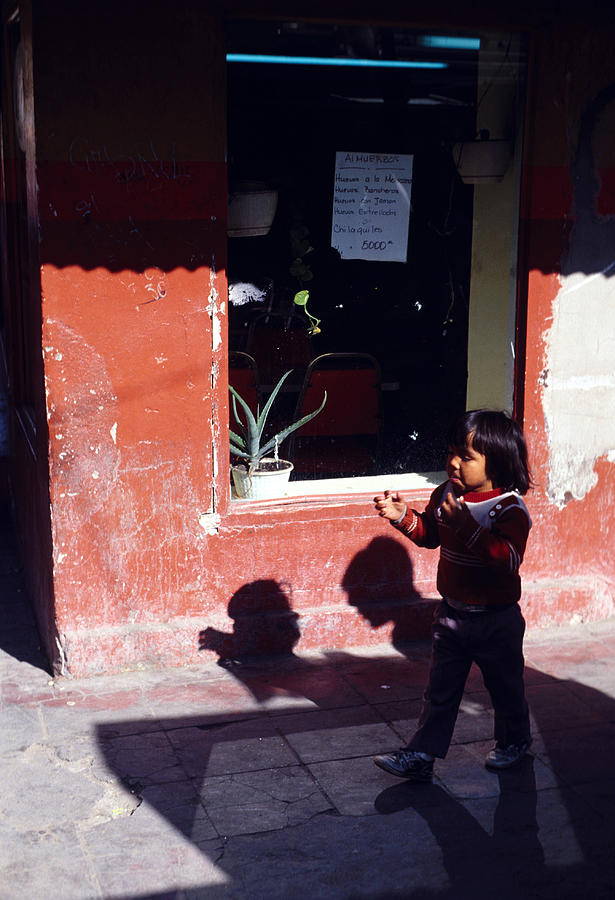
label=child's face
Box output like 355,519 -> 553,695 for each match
446,433 -> 494,495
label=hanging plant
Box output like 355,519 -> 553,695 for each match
293,289 -> 322,335
288,217 -> 324,335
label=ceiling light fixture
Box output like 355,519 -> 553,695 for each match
227,53 -> 447,70
418,36 -> 480,51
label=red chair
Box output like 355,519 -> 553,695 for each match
288,353 -> 381,477
245,313 -> 312,390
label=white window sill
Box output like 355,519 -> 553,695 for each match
229,471 -> 446,510
283,470 -> 445,497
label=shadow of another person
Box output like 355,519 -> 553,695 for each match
199,579 -> 364,708
199,579 -> 300,665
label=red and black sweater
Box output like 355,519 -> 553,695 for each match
393,482 -> 532,608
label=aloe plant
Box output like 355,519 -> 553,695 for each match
229,370 -> 326,471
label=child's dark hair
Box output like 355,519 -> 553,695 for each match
447,409 -> 532,495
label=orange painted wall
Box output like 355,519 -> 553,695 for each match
17,3 -> 615,675
32,0 -> 229,671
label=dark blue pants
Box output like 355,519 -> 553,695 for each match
407,599 -> 531,759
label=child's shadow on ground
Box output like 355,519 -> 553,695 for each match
375,756 -> 545,899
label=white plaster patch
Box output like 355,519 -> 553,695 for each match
208,260 -> 224,351
198,512 -> 220,534
550,374 -> 615,390
110,422 -> 118,445
544,271 -> 615,506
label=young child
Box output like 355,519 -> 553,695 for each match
372,409 -> 533,783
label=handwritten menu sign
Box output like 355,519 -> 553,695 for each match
331,151 -> 413,263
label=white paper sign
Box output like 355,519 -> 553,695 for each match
331,151 -> 413,263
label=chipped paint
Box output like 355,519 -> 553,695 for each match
208,251 -> 226,515
208,254 -> 223,352
55,634 -> 68,677
198,512 -> 221,534
543,271 -> 615,507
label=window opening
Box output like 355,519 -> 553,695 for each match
226,21 -> 526,491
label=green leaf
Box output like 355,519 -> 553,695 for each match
256,370 -> 293,438
293,289 -> 310,307
230,443 -> 251,459
229,428 -> 247,452
229,385 -> 260,456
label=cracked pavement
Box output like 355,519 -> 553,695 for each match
1,511 -> 615,898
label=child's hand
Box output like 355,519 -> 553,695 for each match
373,490 -> 406,521
439,492 -> 473,528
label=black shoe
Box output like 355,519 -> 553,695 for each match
373,749 -> 434,782
485,739 -> 532,770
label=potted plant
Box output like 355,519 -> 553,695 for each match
229,370 -> 326,500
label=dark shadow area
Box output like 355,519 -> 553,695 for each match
342,535 -> 434,648
0,500 -> 50,672
94,661 -> 615,899
110,537 -> 615,900
374,758 -> 545,899
100,550 -> 613,897
198,538 -> 433,707
198,576 -> 401,708
564,82 -> 615,279
199,579 -> 300,665
92,544 -> 614,894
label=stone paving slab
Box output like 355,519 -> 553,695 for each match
80,809 -> 227,897
167,719 -> 299,778
307,754 -> 402,816
277,707 -> 401,763
198,766 -> 333,836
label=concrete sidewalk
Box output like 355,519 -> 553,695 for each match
1,508 -> 614,899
